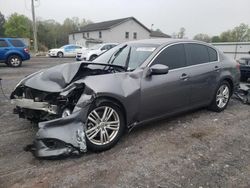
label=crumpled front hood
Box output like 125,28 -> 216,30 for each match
23,62 -> 82,92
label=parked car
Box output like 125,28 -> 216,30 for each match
238,57 -> 250,82
11,39 -> 240,158
48,44 -> 84,58
0,38 -> 30,67
76,43 -> 118,61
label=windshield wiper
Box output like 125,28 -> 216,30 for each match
107,45 -> 127,65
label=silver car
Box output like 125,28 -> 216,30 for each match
11,39 -> 240,158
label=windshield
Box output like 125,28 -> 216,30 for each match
93,43 -> 159,70
90,44 -> 103,50
60,45 -> 68,49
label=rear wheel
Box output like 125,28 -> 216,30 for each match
7,55 -> 22,67
208,81 -> 231,112
85,102 -> 125,152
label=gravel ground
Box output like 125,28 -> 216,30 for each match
0,58 -> 250,188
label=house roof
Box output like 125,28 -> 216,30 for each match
150,30 -> 171,38
71,17 -> 151,34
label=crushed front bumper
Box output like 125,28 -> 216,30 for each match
11,98 -> 58,114
26,110 -> 87,158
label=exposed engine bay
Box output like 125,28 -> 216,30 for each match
11,63 -> 126,122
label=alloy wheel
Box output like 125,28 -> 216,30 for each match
86,106 -> 120,146
10,57 -> 21,67
216,84 -> 230,108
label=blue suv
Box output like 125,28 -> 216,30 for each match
0,38 -> 30,67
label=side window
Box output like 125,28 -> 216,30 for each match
152,44 -> 186,70
101,45 -> 107,51
9,39 -> 25,47
185,43 -> 209,66
0,40 -> 9,47
207,47 -> 218,62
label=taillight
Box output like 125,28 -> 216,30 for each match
24,48 -> 29,54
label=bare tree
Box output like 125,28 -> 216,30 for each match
177,27 -> 186,38
193,33 -> 211,42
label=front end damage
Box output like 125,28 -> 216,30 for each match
26,110 -> 87,158
10,78 -> 97,158
10,62 -> 141,158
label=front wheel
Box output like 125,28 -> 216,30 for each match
208,81 -> 231,112
57,52 -> 63,58
85,102 -> 125,152
7,55 -> 22,67
89,55 -> 97,61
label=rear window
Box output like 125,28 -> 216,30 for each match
0,40 -> 9,47
185,43 -> 210,66
9,39 -> 25,47
207,47 -> 218,62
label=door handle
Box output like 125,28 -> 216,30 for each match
214,66 -> 221,71
180,73 -> 189,80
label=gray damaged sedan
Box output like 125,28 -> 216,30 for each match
10,39 -> 240,158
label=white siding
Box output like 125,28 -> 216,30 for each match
103,19 -> 150,43
212,42 -> 250,60
69,18 -> 152,46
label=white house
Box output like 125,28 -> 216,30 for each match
68,17 -> 170,47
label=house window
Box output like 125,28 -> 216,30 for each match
73,34 -> 75,40
82,33 -> 85,38
87,32 -> 89,38
133,32 -> 137,39
125,32 -> 129,39
99,31 -> 102,38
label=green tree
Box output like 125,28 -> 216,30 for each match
231,23 -> 250,42
37,19 -> 62,49
193,33 -> 211,42
4,13 -> 31,38
211,36 -> 221,42
0,11 -> 5,37
219,23 -> 250,42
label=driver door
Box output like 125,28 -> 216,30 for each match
139,44 -> 190,121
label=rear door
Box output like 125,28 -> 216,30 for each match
140,43 -> 191,120
0,39 -> 10,61
184,43 -> 220,106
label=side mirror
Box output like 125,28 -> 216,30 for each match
149,64 -> 169,76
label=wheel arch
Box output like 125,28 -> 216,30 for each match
221,77 -> 234,96
93,96 -> 127,127
57,51 -> 64,55
6,52 -> 23,61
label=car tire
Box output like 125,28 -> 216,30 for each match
89,55 -> 97,61
7,55 -> 22,67
57,52 -> 63,58
208,81 -> 231,112
85,101 -> 125,152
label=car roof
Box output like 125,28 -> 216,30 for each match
126,38 -> 209,46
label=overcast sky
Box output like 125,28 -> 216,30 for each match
1,0 -> 250,38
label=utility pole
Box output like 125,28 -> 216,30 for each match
31,0 -> 38,54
